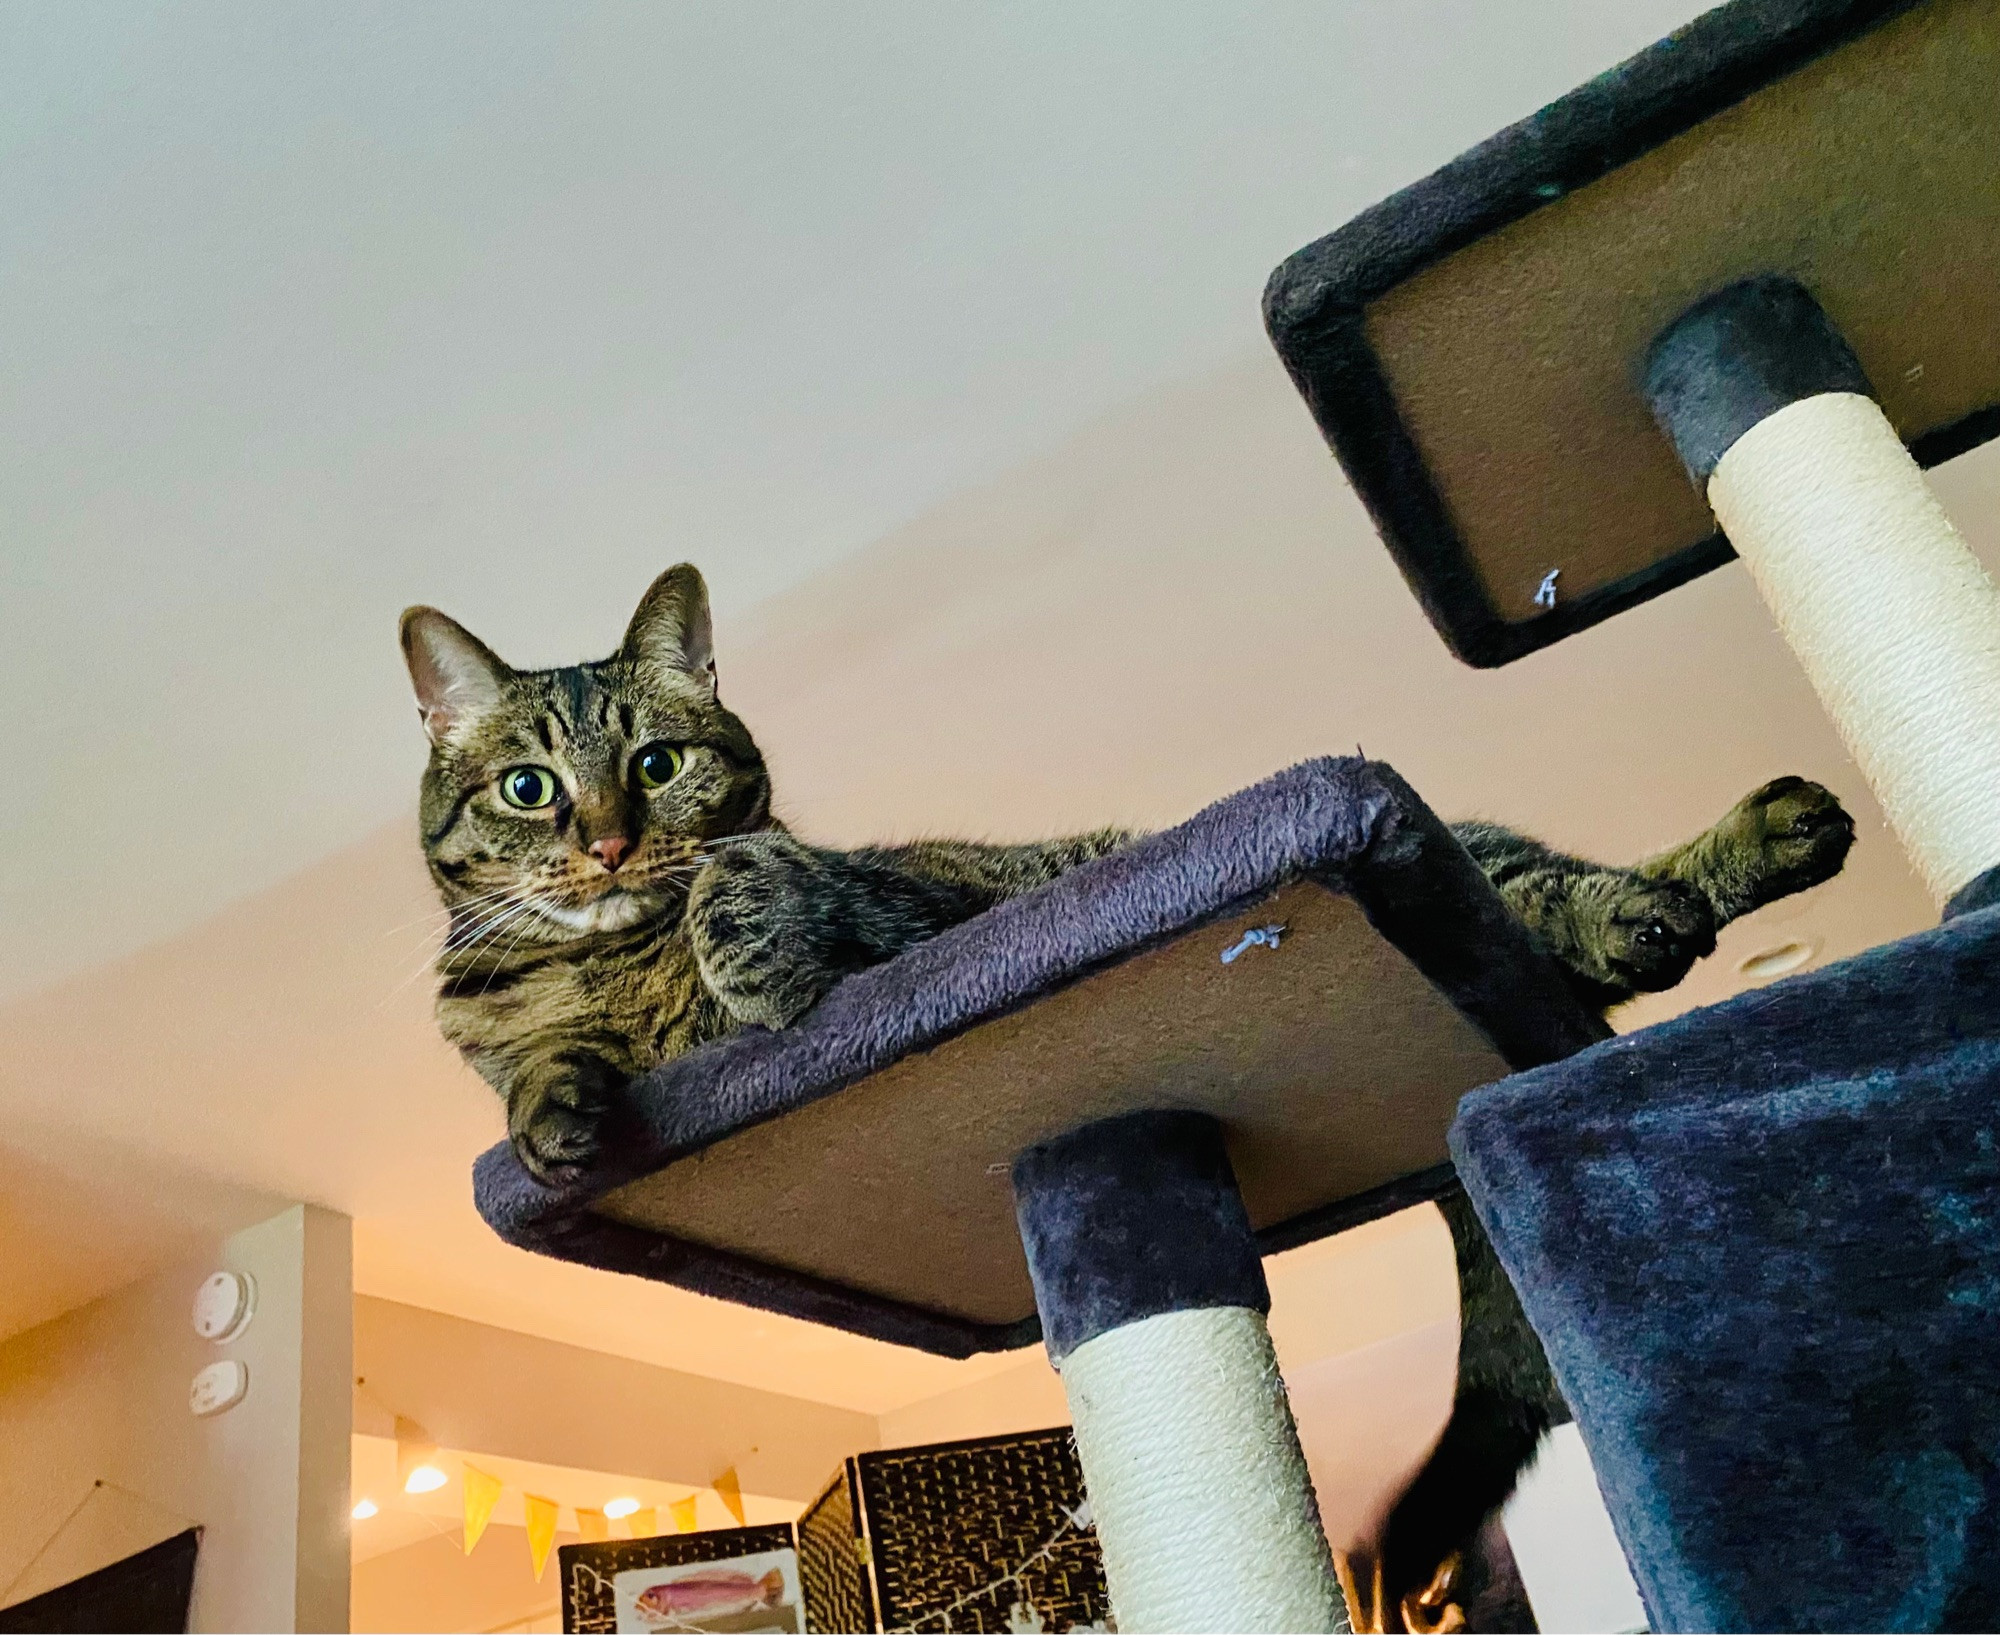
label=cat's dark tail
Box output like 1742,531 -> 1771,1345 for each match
1375,1185 -> 1565,1628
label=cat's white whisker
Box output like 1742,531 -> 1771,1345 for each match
393,896 -> 544,989
449,899 -> 544,955
380,888 -> 519,940
446,885 -> 539,914
384,882 -> 546,947
383,902 -> 543,1000
476,909 -> 553,993
384,900 -> 530,994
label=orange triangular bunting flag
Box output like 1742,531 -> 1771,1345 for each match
576,1505 -> 608,1543
714,1467 -> 746,1527
462,1463 -> 504,1555
523,1493 -> 559,1580
628,1505 -> 658,1539
670,1493 -> 700,1533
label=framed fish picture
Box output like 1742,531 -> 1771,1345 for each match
559,1524 -> 804,1634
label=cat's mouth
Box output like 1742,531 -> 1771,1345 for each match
540,887 -> 664,934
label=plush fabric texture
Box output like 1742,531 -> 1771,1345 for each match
1451,903 -> 2000,1632
1262,0 -> 2000,667
1643,275 -> 1876,482
475,755 -> 1606,1357
1012,1110 -> 1267,1362
1945,860 -> 2000,920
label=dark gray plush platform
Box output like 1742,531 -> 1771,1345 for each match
1452,898 -> 2000,1633
475,756 -> 1606,1357
1264,0 -> 2000,665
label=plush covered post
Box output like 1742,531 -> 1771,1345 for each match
1013,1111 -> 1347,1634
1450,897 -> 2000,1632
1644,276 -> 2000,905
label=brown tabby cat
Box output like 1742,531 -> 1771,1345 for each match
402,563 -> 1854,1622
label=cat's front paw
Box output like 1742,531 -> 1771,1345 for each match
1718,776 -> 1856,906
508,1055 -> 623,1185
1599,876 -> 1717,993
687,835 -> 836,1030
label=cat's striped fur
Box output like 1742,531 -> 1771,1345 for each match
403,564 -> 1854,1623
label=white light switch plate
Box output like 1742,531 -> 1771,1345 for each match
190,1358 -> 249,1417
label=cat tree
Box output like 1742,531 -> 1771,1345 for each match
1266,0 -> 2000,1626
477,758 -> 1609,1632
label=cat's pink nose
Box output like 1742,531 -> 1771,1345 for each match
588,836 -> 632,872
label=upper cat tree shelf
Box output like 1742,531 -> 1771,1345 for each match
1263,0 -> 2000,669
473,755 -> 1606,1359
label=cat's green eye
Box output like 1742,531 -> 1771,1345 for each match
634,743 -> 685,790
499,766 -> 558,810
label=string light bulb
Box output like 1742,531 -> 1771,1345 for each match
394,1414 -> 448,1495
352,1498 -> 379,1520
604,1497 -> 640,1520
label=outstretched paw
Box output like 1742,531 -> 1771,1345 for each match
508,1056 -> 623,1185
1714,775 -> 1856,909
1597,875 -> 1717,994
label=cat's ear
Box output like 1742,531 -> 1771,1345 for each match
621,564 -> 716,695
400,607 -> 510,745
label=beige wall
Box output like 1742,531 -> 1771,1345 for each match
0,1205 -> 353,1632
347,1297 -> 880,1634
352,1525 -> 570,1635
353,1295 -> 877,1504
876,1351 -> 1070,1451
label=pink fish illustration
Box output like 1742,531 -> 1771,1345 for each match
636,1568 -> 786,1622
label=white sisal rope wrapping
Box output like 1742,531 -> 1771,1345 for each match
1060,1305 -> 1348,1634
1709,392 -> 2000,904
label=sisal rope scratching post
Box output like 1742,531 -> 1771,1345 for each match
1013,1111 -> 1348,1634
1644,276 -> 2000,907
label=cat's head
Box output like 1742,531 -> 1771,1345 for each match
400,564 -> 770,947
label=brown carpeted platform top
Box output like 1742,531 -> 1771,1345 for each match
596,879 -> 1507,1328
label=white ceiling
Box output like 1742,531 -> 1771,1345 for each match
2,0 -> 1704,998
9,0 -> 1997,1419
